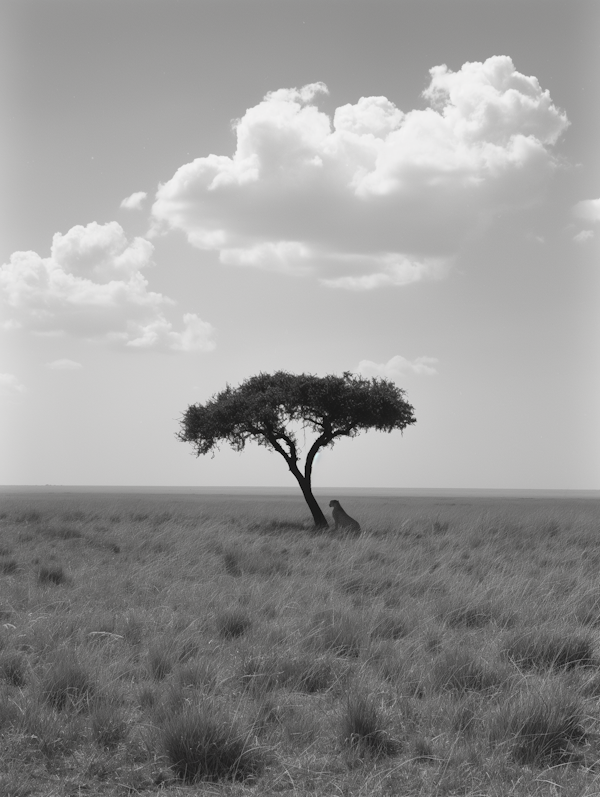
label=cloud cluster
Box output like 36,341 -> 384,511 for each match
0,222 -> 215,352
356,355 -> 439,380
152,56 -> 568,289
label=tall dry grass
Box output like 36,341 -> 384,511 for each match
0,490 -> 599,794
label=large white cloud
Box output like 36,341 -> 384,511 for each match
152,57 -> 568,289
0,222 -> 215,352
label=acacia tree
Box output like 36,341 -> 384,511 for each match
177,371 -> 416,528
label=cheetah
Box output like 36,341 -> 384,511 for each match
329,500 -> 361,533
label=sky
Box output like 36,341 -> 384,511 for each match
1,0 -> 599,491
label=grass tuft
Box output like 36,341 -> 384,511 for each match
120,613 -> 144,646
431,648 -> 506,694
175,659 -> 218,692
490,685 -> 587,765
147,640 -> 175,681
223,551 -> 242,576
241,652 -> 341,695
138,685 -> 156,710
160,704 -> 264,782
279,655 -> 341,693
40,526 -> 83,541
37,564 -> 68,586
311,609 -> 364,657
439,598 -> 498,629
0,652 -> 27,687
216,609 -> 252,640
575,592 -> 600,627
340,690 -> 400,758
14,510 -> 42,523
0,689 -> 21,731
371,612 -> 409,640
0,558 -> 19,575
503,630 -> 595,671
40,657 -> 95,709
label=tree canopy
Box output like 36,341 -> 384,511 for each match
178,371 -> 416,527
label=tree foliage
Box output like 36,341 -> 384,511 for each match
178,371 -> 416,527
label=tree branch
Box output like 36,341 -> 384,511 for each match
282,432 -> 299,463
304,432 -> 331,482
304,424 -> 357,482
302,415 -> 325,430
263,426 -> 300,473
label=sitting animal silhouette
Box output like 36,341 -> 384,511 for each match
329,500 -> 361,533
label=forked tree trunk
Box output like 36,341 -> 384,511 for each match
270,439 -> 329,530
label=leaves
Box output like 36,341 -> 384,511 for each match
178,371 -> 416,464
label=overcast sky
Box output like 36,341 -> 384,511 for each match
1,0 -> 598,490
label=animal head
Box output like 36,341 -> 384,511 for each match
329,500 -> 340,507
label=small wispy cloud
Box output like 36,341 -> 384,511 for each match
46,359 -> 83,370
526,233 -> 545,244
321,256 -> 447,291
0,373 -> 25,395
120,191 -> 148,210
355,355 -> 439,381
573,229 -> 595,244
572,198 -> 600,223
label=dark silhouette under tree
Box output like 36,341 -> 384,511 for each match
177,371 -> 416,528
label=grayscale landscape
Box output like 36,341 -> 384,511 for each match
1,1 -> 598,794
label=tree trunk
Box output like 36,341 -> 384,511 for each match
269,438 -> 329,530
292,471 -> 329,529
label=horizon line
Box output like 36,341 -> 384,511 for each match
1,485 -> 598,497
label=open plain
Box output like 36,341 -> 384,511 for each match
1,488 -> 600,796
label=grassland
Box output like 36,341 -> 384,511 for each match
1,489 -> 600,796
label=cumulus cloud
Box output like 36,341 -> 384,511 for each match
125,312 -> 215,351
573,229 -> 595,244
356,355 -> 439,380
46,359 -> 83,370
152,56 -> 568,290
120,191 -> 148,210
0,373 -> 25,396
0,221 -> 215,352
573,198 -> 600,223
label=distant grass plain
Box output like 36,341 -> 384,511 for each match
1,486 -> 600,796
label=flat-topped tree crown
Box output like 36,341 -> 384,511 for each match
178,371 -> 416,528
